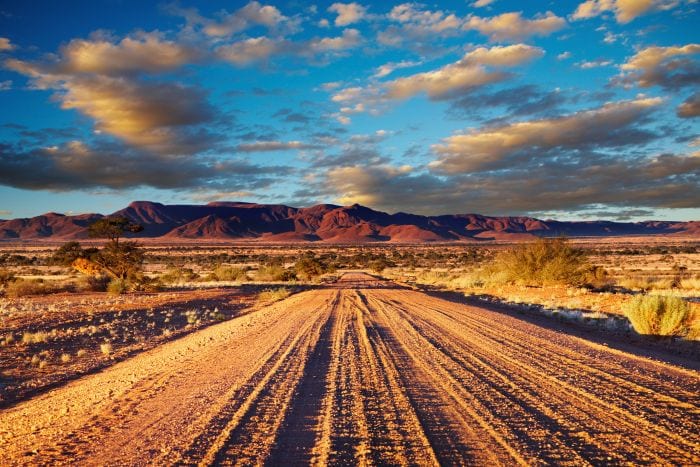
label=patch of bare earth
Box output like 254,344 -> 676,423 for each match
0,288 -> 257,405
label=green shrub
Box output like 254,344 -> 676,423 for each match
369,258 -> 392,274
256,265 -> 296,282
160,267 -> 199,284
486,238 -> 590,286
51,241 -> 97,266
77,274 -> 110,292
623,295 -> 690,336
257,287 -> 291,304
107,278 -> 128,295
5,279 -> 52,298
0,268 -> 15,286
212,265 -> 248,281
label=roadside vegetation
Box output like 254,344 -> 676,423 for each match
623,295 -> 691,337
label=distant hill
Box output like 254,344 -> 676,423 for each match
0,201 -> 698,242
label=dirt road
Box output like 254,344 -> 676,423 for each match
1,273 -> 698,465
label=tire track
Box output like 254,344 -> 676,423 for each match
367,288 -> 700,465
0,272 -> 697,466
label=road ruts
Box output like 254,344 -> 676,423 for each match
0,272 -> 698,466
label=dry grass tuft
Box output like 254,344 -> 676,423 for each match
623,295 -> 690,336
257,287 -> 292,304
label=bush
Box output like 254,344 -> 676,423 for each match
256,265 -> 296,282
5,279 -> 52,298
487,238 -> 590,286
107,278 -> 128,295
623,295 -> 690,336
77,274 -> 110,292
369,258 -> 392,274
51,241 -> 97,266
257,287 -> 291,304
0,268 -> 15,286
295,256 -> 336,281
211,265 -> 248,282
160,267 -> 200,284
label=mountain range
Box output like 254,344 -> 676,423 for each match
0,201 -> 698,242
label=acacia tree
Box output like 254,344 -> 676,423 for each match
88,217 -> 143,245
88,217 -> 145,281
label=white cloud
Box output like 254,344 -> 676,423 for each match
473,0 -> 498,7
372,60 -> 422,78
216,37 -> 281,65
203,1 -> 289,37
235,141 -> 319,152
577,59 -> 613,68
432,97 -> 663,173
617,43 -> 700,88
328,3 -> 367,26
385,44 -> 544,100
572,0 -> 684,23
557,51 -> 572,60
309,28 -> 362,52
329,44 -> 543,123
216,29 -> 362,65
53,33 -> 202,76
464,11 -> 567,42
0,37 -> 15,51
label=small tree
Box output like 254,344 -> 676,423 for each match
51,241 -> 99,266
87,217 -> 145,283
92,241 -> 145,280
88,217 -> 143,245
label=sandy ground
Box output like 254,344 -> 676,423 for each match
0,273 -> 698,465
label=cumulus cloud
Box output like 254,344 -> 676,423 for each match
324,164 -> 420,207
309,28 -> 362,52
234,140 -> 320,152
5,56 -> 218,154
677,92 -> 700,118
329,44 -> 543,123
45,33 -> 201,76
577,59 -> 613,68
616,44 -> 700,89
215,37 -> 281,64
328,3 -> 367,26
384,44 -> 543,100
373,60 -> 422,78
464,11 -> 567,42
0,140 -> 292,191
448,85 -> 567,120
379,3 -> 462,48
572,0 -> 685,23
5,33 -> 221,155
473,0 -> 498,7
216,29 -> 362,65
315,149 -> 700,215
432,97 -> 662,173
0,37 -> 15,51
200,1 -> 289,37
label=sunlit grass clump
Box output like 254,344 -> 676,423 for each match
623,295 -> 690,336
257,287 -> 291,304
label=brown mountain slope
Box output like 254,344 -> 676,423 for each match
0,201 -> 697,242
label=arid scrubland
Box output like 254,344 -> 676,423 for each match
1,238 -> 699,406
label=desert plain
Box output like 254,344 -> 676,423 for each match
0,238 -> 698,466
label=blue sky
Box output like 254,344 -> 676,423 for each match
0,0 -> 698,220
